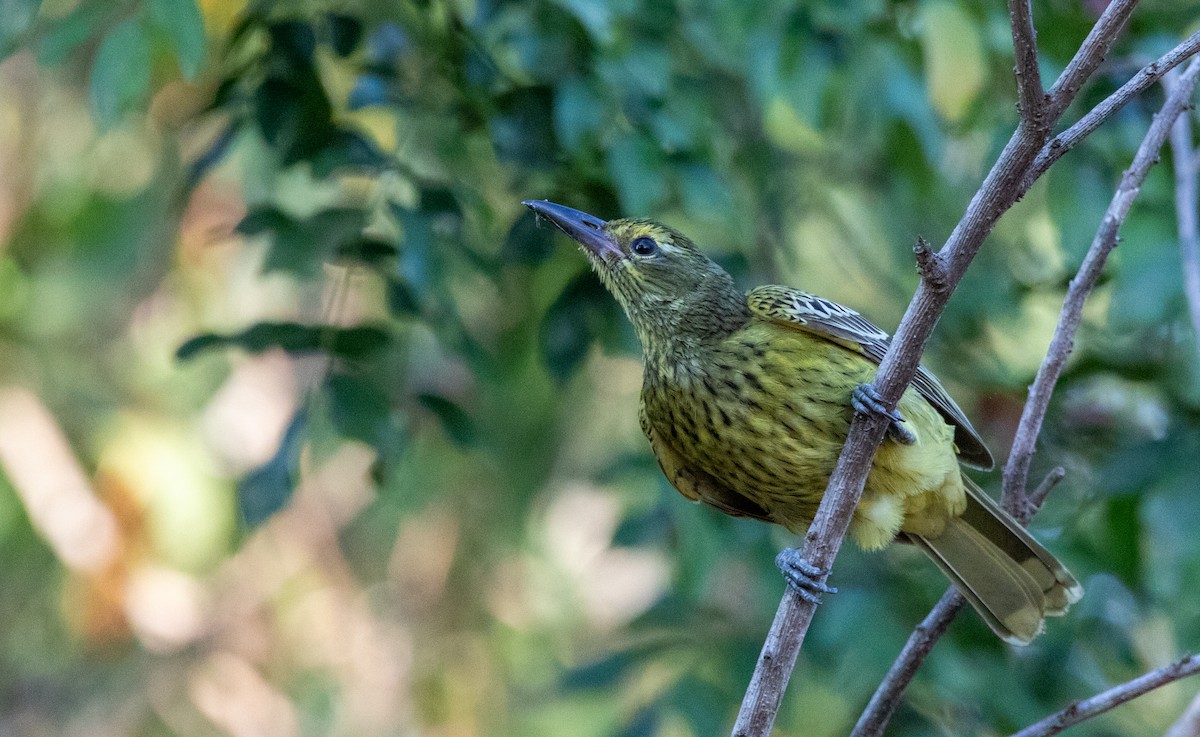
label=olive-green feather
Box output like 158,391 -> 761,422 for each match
528,201 -> 1081,644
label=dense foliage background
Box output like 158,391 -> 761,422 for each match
3,0 -> 1200,735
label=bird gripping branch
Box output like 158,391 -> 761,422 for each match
525,199 -> 1081,645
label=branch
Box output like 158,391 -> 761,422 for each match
848,56 -> 1200,737
1009,0 -> 1046,124
849,466 -> 1060,737
913,236 -> 949,292
1028,466 -> 1066,511
849,589 -> 966,737
1004,56 -> 1200,507
1167,70 -> 1200,356
1028,30 -> 1200,187
1010,654 -> 1200,737
730,8 -> 1159,736
1044,0 -> 1137,118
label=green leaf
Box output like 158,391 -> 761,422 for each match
616,708 -> 658,737
679,164 -> 735,224
417,394 -> 477,446
267,20 -> 316,62
147,0 -> 207,79
238,206 -> 365,276
326,372 -> 390,444
920,1 -> 987,123
89,18 -> 152,128
236,206 -> 295,236
239,409 -> 307,526
539,271 -> 620,383
335,236 -> 398,266
310,128 -> 388,177
503,209 -> 556,265
0,0 -> 41,59
553,76 -> 606,151
328,326 -> 390,359
326,13 -> 363,57
176,323 -> 389,361
606,133 -> 667,214
385,277 -> 421,315
36,1 -> 106,66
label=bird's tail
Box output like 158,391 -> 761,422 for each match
906,477 -> 1082,645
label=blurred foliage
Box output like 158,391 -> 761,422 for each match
2,0 -> 1200,736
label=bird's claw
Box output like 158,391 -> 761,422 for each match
775,548 -> 837,604
852,384 -> 916,445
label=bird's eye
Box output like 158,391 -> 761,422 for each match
631,237 -> 658,256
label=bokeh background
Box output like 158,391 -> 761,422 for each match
2,1 -> 1200,735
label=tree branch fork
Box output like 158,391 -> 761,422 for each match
731,3 -> 1200,735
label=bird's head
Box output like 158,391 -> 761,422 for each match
522,201 -> 744,343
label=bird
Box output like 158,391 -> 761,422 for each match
523,199 -> 1082,645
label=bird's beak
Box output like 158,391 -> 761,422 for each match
522,200 -> 620,262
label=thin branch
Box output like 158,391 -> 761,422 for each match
913,236 -> 948,292
1009,0 -> 1046,125
1028,466 -> 1066,511
1163,687 -> 1200,737
848,57 -> 1200,737
1045,0 -> 1138,118
731,8 -> 1161,736
1028,30 -> 1200,187
1166,70 -> 1200,356
849,466 -> 1062,737
1003,56 -> 1200,507
849,590 -> 966,737
1010,654 -> 1200,737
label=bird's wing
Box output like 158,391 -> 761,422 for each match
640,406 -> 775,522
747,285 -> 994,469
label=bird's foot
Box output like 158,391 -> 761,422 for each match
775,548 -> 837,604
852,384 -> 916,445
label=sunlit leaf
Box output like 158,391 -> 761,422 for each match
920,1 -> 987,123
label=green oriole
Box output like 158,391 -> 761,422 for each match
524,199 -> 1081,645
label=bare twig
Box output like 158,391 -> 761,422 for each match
1164,687 -> 1200,737
1028,466 -> 1066,511
849,589 -> 966,737
1010,654 -> 1200,737
730,7 -> 1147,736
1004,57 -> 1200,507
1028,30 -> 1200,187
847,57 -> 1200,737
913,237 -> 948,292
1009,0 -> 1046,124
1166,70 -> 1200,355
1045,0 -> 1137,118
849,466 -> 1062,737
